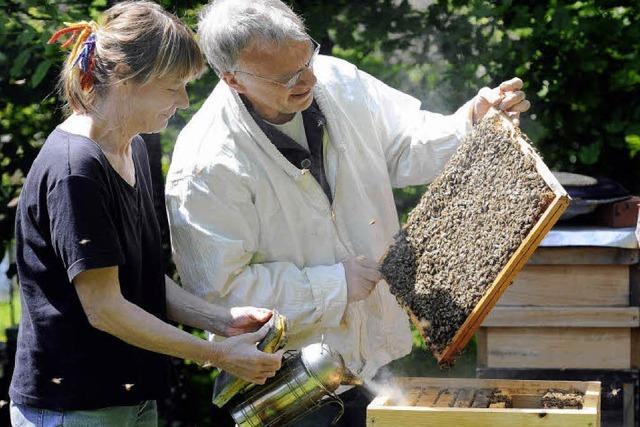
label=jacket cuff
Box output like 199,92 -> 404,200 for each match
453,98 -> 476,140
305,263 -> 348,328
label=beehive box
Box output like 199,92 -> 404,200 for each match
367,377 -> 601,427
476,368 -> 638,427
380,111 -> 569,365
478,246 -> 640,370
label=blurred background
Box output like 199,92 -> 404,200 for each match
0,1 -> 639,425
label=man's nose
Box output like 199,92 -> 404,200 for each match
296,67 -> 317,88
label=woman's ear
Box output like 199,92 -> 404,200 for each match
113,63 -> 133,81
110,63 -> 135,98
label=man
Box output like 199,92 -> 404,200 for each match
165,0 -> 530,424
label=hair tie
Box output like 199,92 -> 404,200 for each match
48,21 -> 98,91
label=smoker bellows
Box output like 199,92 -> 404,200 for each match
381,111 -> 569,365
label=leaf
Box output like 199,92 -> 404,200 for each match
31,60 -> 52,88
10,50 -> 30,78
16,28 -> 35,45
625,134 -> 640,158
578,143 -> 601,165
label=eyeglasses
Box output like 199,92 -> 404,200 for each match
232,38 -> 320,89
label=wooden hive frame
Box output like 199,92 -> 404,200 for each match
367,377 -> 600,427
400,111 -> 570,365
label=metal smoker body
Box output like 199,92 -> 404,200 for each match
230,342 -> 362,427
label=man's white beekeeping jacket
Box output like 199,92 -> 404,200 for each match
165,55 -> 474,380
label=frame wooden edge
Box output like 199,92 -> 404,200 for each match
386,112 -> 571,365
434,113 -> 570,363
437,192 -> 570,364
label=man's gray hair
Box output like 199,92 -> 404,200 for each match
198,0 -> 309,76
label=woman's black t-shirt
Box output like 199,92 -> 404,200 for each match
10,128 -> 170,410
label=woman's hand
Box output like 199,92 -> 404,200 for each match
164,276 -> 275,337
211,322 -> 283,384
222,306 -> 273,336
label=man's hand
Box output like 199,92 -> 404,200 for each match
211,322 -> 283,384
224,307 -> 273,337
473,77 -> 531,126
344,255 -> 382,302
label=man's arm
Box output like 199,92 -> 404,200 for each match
357,69 -> 528,188
165,166 -> 350,336
73,266 -> 281,384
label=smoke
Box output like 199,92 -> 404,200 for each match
363,379 -> 409,406
363,367 -> 493,407
362,367 -> 410,406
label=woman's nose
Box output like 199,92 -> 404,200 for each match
176,86 -> 189,109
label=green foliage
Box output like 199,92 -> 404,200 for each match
411,1 -> 640,190
387,326 -> 476,378
0,0 -> 110,250
0,289 -> 19,341
626,134 -> 640,157
2,2 -> 638,245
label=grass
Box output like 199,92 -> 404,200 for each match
0,289 -> 19,342
387,326 -> 477,379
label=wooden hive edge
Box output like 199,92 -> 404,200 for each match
368,377 -> 601,416
483,306 -> 640,328
368,406 -> 594,413
582,381 -> 602,413
393,376 -> 599,392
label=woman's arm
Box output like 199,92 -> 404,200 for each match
164,275 -> 272,337
73,266 -> 281,384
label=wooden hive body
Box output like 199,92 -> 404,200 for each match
367,377 -> 600,427
380,111 -> 569,364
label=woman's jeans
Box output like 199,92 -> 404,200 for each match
10,400 -> 158,427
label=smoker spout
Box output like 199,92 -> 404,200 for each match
340,369 -> 363,386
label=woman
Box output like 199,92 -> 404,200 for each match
9,2 -> 281,426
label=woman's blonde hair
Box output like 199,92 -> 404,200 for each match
55,1 -> 205,114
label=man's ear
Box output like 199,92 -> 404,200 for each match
222,72 -> 246,94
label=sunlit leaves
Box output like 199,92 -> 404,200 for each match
626,134 -> 640,158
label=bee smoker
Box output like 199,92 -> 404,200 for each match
230,342 -> 363,427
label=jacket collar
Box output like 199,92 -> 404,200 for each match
240,95 -> 327,155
